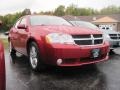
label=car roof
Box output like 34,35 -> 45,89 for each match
24,15 -> 60,18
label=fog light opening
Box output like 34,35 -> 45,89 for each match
57,59 -> 62,65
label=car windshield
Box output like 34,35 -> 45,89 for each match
70,21 -> 99,30
30,16 -> 72,26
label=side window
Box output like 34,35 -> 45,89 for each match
106,27 -> 109,30
14,19 -> 21,28
20,18 -> 27,25
102,27 -> 105,30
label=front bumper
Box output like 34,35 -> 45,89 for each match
44,42 -> 109,66
108,39 -> 120,49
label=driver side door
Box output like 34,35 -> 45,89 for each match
17,17 -> 28,55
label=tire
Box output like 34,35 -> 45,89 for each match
9,40 -> 16,64
110,49 -> 115,55
9,41 -> 16,56
28,42 -> 46,71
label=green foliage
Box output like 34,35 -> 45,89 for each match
0,12 -> 23,32
39,11 -> 53,15
0,9 -> 31,32
0,38 -> 8,48
54,4 -> 99,16
100,5 -> 120,14
54,5 -> 65,16
29,5 -> 120,16
65,4 -> 77,15
22,9 -> 31,15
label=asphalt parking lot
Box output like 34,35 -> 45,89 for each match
5,48 -> 120,90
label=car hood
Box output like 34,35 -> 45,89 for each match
31,25 -> 102,35
100,29 -> 120,34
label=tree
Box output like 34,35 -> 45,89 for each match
0,12 -> 23,32
65,4 -> 77,15
22,9 -> 31,15
65,4 -> 97,16
100,5 -> 120,14
54,5 -> 65,16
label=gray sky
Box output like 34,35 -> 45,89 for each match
0,0 -> 120,15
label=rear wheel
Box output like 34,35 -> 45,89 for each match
28,42 -> 46,71
9,40 -> 16,63
9,41 -> 16,56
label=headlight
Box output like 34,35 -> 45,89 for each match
46,33 -> 75,44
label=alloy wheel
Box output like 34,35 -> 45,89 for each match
30,46 -> 38,69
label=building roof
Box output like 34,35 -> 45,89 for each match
93,16 -> 118,23
63,14 -> 120,22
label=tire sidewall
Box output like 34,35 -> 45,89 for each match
29,42 -> 44,71
9,40 -> 16,55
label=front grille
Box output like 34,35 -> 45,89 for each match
109,34 -> 120,40
80,54 -> 106,63
94,39 -> 103,44
72,35 -> 90,38
72,34 -> 103,45
93,34 -> 102,38
74,40 -> 92,45
111,37 -> 118,39
109,34 -> 117,36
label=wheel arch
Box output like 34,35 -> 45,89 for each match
26,37 -> 44,55
26,37 -> 37,54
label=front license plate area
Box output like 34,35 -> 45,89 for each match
91,49 -> 100,58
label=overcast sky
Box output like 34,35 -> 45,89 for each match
0,0 -> 120,15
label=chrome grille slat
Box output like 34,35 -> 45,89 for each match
74,38 -> 103,40
72,34 -> 103,45
74,38 -> 92,40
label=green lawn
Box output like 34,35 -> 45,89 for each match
0,38 -> 9,49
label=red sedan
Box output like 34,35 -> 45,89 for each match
9,15 -> 109,71
0,41 -> 5,90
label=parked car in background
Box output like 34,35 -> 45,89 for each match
0,41 -> 5,90
4,31 -> 9,36
9,15 -> 109,71
69,20 -> 120,50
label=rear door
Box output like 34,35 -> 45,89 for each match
10,19 -> 21,51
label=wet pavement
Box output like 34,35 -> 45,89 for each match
5,48 -> 120,90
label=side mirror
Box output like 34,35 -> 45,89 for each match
17,24 -> 27,29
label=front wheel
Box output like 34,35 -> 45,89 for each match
28,42 -> 46,71
110,49 -> 115,55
